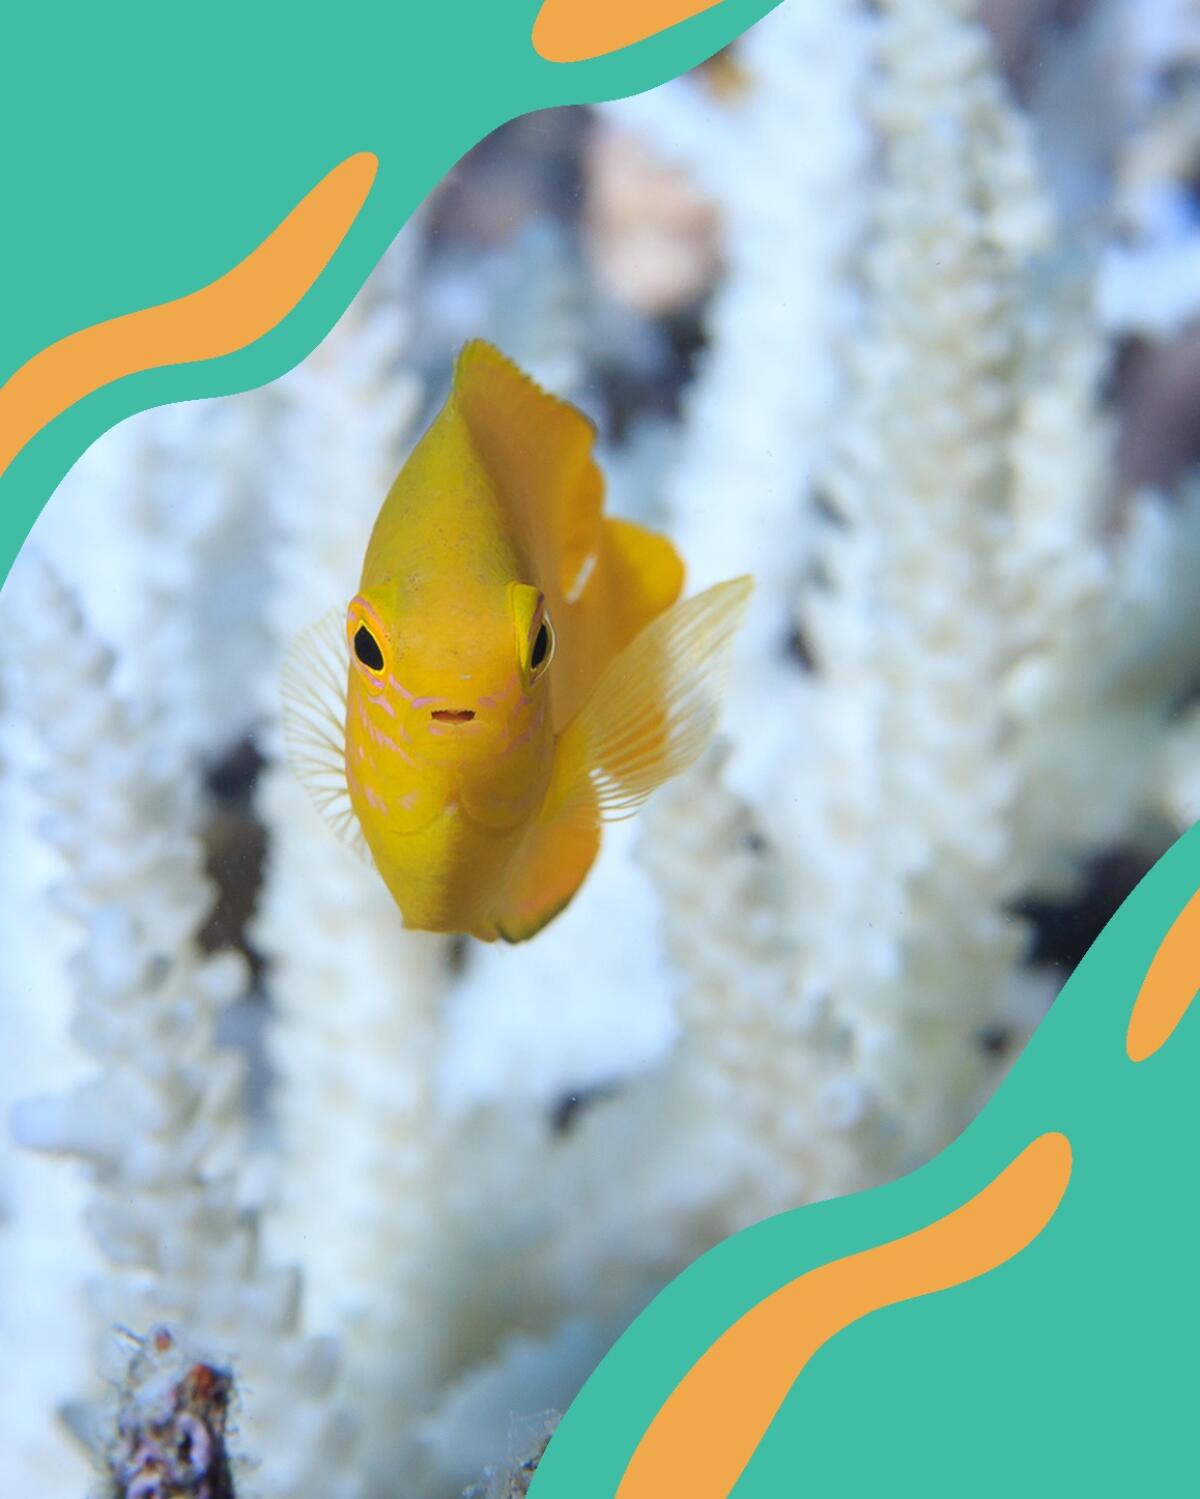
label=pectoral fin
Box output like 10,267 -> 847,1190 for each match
280,608 -> 371,863
548,575 -> 754,824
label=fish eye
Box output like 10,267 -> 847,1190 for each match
353,624 -> 384,672
532,621 -> 550,669
529,613 -> 555,678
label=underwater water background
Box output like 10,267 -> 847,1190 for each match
3,1 -> 1200,1494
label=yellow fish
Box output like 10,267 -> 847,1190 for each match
283,340 -> 751,942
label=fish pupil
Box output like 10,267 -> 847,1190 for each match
354,625 -> 384,671
531,621 -> 550,670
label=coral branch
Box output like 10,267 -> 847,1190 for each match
4,563 -> 359,1499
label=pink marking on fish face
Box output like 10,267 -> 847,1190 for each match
387,673 -> 416,703
396,790 -> 418,811
365,719 -> 401,754
480,670 -> 521,710
354,700 -> 420,768
354,681 -> 397,719
409,694 -> 439,710
365,785 -> 388,814
347,594 -> 387,636
496,696 -> 547,759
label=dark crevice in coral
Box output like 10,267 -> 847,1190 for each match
199,736 -> 267,979
784,622 -> 815,671
592,302 -> 708,446
426,106 -> 590,247
204,735 -> 264,807
550,1081 -> 621,1137
977,1023 -> 1014,1059
1014,845 -> 1158,976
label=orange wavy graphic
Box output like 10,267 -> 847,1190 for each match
617,1132 -> 1072,1499
1127,886 -> 1200,1062
0,151 -> 378,480
531,0 -> 723,63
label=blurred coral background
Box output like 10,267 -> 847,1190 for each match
3,1 -> 1200,1494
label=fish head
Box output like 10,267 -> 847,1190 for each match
344,577 -> 556,773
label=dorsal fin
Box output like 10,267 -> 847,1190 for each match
452,340 -> 603,597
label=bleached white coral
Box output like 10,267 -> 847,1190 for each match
781,0 -> 1075,1154
640,744 -> 893,1218
789,0 -> 1197,1153
633,0 -> 1200,1205
421,218 -> 587,400
1159,701 -> 1200,828
0,704 -> 96,1494
604,0 -> 872,800
415,1328 -> 583,1498
1095,0 -> 1200,336
3,563 -> 359,1499
440,817 -> 676,1116
6,3 -> 1200,1494
26,390 -> 278,768
1003,307 -> 1200,889
250,217 -> 462,1494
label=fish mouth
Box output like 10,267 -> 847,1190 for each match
430,708 -> 476,723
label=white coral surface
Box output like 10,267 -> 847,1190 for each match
3,566 -> 361,1499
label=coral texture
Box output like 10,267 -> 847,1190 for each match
4,566 -> 360,1499
3,0 -> 1200,1493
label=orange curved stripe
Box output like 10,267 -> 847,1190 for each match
1127,886 -> 1200,1062
618,1132 -> 1072,1499
0,151 -> 378,479
531,0 -> 724,63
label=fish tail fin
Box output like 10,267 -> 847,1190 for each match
547,575 -> 754,826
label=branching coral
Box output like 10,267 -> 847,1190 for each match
602,0 -> 871,797
785,0 -> 1059,1159
4,564 -> 359,1499
4,1 -> 1200,1495
0,698 -> 96,1493
24,390 -> 279,768
249,217 -> 459,1493
252,205 -> 613,1495
1100,0 -> 1200,337
623,0 -> 1200,1203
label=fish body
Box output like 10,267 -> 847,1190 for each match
285,340 -> 751,942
